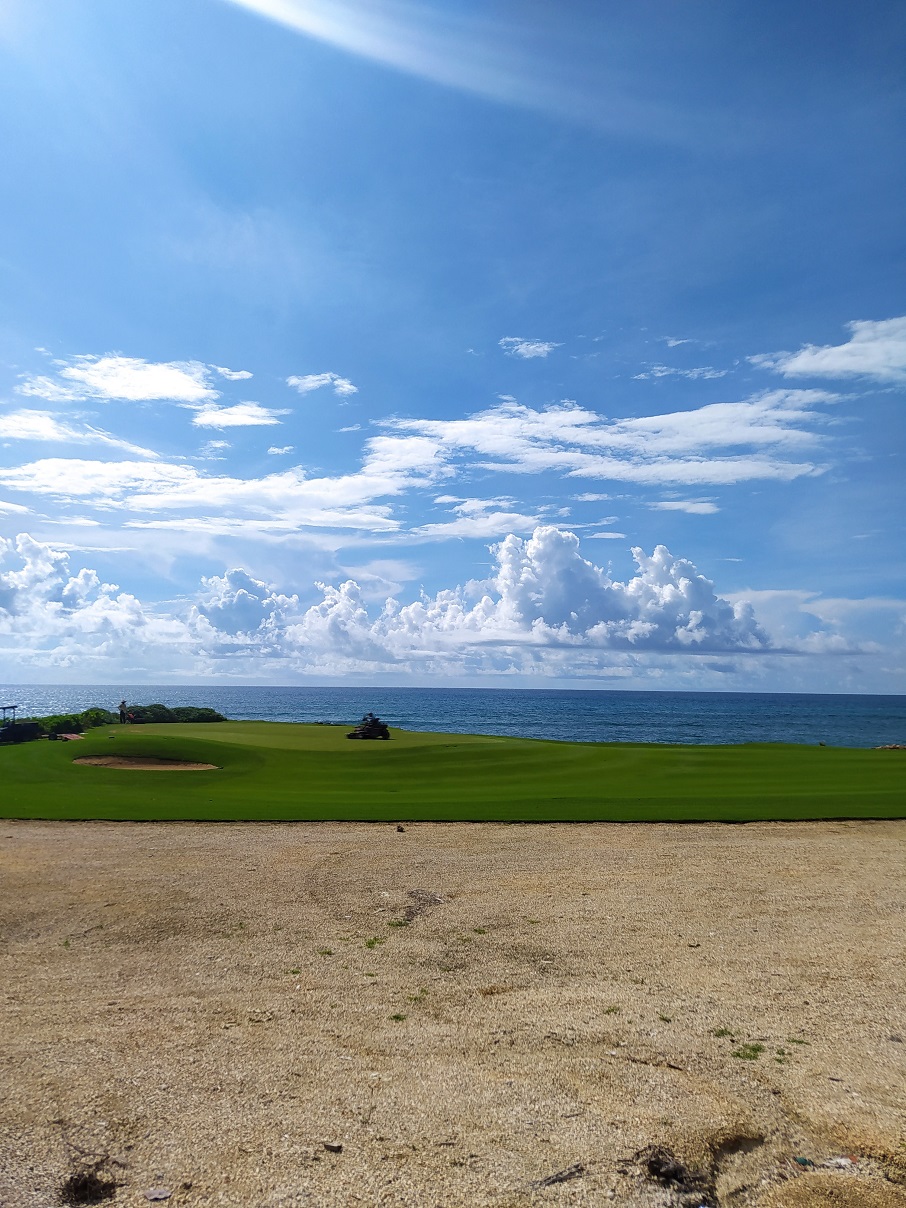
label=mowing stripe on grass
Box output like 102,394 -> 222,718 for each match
1,722 -> 903,822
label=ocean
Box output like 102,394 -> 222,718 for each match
2,685 -> 905,748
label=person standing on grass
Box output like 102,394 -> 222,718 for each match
119,699 -> 127,725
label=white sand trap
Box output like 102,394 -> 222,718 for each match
73,755 -> 219,771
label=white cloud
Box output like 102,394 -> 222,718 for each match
0,534 -> 190,671
0,389 -> 837,544
276,527 -> 770,663
633,364 -> 728,380
213,366 -> 253,380
18,355 -> 220,403
2,529 -> 898,681
0,455 -> 410,534
287,372 -> 358,396
190,402 -> 290,428
499,337 -> 562,359
335,558 -> 420,600
722,587 -> 900,655
219,0 -> 716,148
0,459 -> 208,506
382,392 -> 834,488
192,568 -> 299,637
414,509 -> 541,540
649,500 -> 719,514
13,376 -> 82,403
0,409 -> 159,456
267,445 -> 294,455
751,316 -> 906,383
198,440 -> 230,461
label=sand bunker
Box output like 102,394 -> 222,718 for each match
73,755 -> 219,771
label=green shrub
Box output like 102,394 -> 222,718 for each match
128,704 -> 226,723
37,714 -> 84,736
80,707 -> 118,727
129,703 -> 177,723
24,703 -> 224,732
170,707 -> 227,723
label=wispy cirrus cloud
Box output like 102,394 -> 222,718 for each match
198,440 -> 230,461
499,336 -> 562,359
220,1 -> 728,148
0,389 -> 838,543
0,446 -> 429,534
287,372 -> 358,396
190,402 -> 290,428
751,316 -> 906,383
413,496 -> 541,540
0,409 -> 159,457
633,363 -> 727,381
381,390 -> 835,487
648,499 -> 719,514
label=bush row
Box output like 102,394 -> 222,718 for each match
25,704 -> 227,735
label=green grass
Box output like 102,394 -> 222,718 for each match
0,721 -> 903,822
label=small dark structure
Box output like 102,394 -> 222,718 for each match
0,704 -> 41,745
347,712 -> 390,740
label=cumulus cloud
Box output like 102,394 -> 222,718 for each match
2,528 -> 896,681
190,402 -> 290,428
259,527 -> 770,674
499,337 -> 562,359
751,316 -> 906,383
267,445 -> 294,455
0,534 -> 188,671
722,587 -> 899,655
192,568 -> 299,637
287,372 -> 358,396
18,355 -> 219,404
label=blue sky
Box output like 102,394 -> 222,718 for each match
0,0 -> 904,690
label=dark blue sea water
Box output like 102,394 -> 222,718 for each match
2,685 -> 905,748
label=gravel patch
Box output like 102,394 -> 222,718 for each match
1,820 -> 904,1207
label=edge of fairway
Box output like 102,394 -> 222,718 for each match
1,720 -> 903,823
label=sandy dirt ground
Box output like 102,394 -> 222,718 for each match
1,820 -> 904,1208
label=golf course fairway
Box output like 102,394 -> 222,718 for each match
2,721 -> 904,822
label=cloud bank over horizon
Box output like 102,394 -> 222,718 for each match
0,525 -> 888,688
